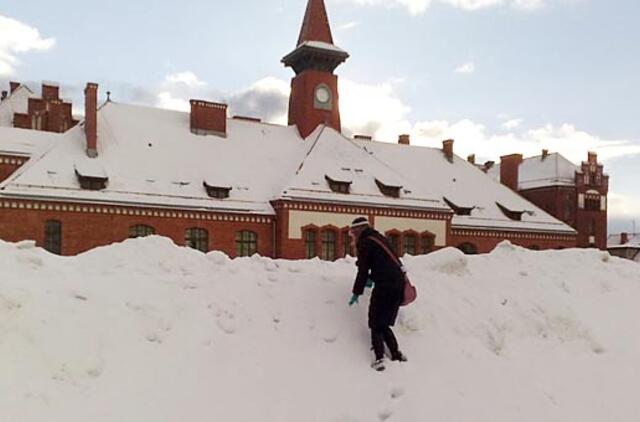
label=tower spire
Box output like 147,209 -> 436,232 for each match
297,0 -> 334,46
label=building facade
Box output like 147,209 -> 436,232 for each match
0,0 -> 578,258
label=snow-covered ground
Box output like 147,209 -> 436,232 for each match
1,237 -> 639,422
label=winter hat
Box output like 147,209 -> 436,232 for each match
350,217 -> 370,229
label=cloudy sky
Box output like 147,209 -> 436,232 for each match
1,0 -> 638,233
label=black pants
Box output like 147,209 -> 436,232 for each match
371,326 -> 400,360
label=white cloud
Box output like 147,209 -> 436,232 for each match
502,118 -> 523,129
0,15 -> 55,76
338,21 -> 360,31
455,62 -> 476,74
165,71 -> 206,87
608,193 -> 640,219
340,0 -> 546,14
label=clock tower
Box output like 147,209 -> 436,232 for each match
282,0 -> 349,138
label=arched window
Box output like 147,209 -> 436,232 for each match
129,224 -> 155,238
420,232 -> 435,254
341,229 -> 353,257
304,229 -> 317,259
44,220 -> 62,255
320,230 -> 337,261
403,233 -> 417,256
457,242 -> 478,255
386,232 -> 401,256
185,228 -> 209,252
236,230 -> 257,257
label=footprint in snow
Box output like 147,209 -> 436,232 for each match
377,408 -> 393,421
267,274 -> 278,283
390,387 -> 405,399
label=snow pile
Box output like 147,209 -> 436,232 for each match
1,238 -> 639,421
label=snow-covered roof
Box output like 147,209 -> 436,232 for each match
0,85 -> 34,128
0,100 -> 576,234
355,141 -> 576,234
300,40 -> 348,54
488,153 -> 579,190
0,126 -> 60,156
607,233 -> 640,249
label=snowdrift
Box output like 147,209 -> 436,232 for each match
1,237 -> 639,421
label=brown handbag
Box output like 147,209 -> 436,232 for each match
367,236 -> 418,306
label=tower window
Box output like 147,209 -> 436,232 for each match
314,84 -> 333,110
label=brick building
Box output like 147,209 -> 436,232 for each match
489,149 -> 608,249
0,0 -> 578,258
607,233 -> 640,262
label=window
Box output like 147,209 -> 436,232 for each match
44,220 -> 62,254
403,234 -> 417,256
185,228 -> 209,252
203,181 -> 231,199
129,224 -> 155,238
585,196 -> 600,212
443,197 -> 474,216
325,175 -> 351,194
304,229 -> 317,259
496,202 -> 525,221
386,233 -> 400,256
420,233 -> 435,254
342,229 -> 352,257
320,230 -> 337,261
458,242 -> 478,255
236,230 -> 257,257
375,179 -> 401,198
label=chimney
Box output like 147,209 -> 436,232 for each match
9,82 -> 20,93
621,232 -> 628,245
542,149 -> 549,160
354,134 -> 372,141
398,134 -> 410,145
84,83 -> 98,158
467,154 -> 476,165
588,151 -> 597,165
500,154 -> 523,191
442,139 -> 454,162
1,91 -> 7,101
42,82 -> 60,100
190,100 -> 227,137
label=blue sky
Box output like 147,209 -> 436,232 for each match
1,0 -> 638,232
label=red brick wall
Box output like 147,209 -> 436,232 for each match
520,186 -> 577,228
0,155 -> 27,183
288,70 -> 341,138
450,229 -> 576,253
0,200 -> 274,257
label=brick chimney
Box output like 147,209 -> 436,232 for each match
542,149 -> 549,160
42,82 -> 60,100
442,139 -> 454,162
500,154 -> 523,191
84,83 -> 98,158
190,100 -> 227,137
467,154 -> 476,164
398,134 -> 410,145
588,151 -> 597,165
9,82 -> 20,93
621,232 -> 628,245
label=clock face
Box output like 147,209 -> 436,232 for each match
315,86 -> 331,104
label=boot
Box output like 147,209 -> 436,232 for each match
371,357 -> 386,371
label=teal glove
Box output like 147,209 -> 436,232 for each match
348,294 -> 359,306
365,278 -> 374,288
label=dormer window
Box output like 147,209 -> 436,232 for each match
443,197 -> 474,216
325,175 -> 351,194
496,202 -> 525,221
375,179 -> 401,198
74,162 -> 108,191
203,181 -> 231,199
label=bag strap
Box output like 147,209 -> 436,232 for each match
367,236 -> 406,273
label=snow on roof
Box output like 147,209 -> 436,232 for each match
0,126 -> 60,156
300,40 -> 348,54
607,233 -> 640,249
280,126 -> 449,211
355,140 -> 576,234
488,153 -> 579,190
0,84 -> 34,128
1,102 -> 309,214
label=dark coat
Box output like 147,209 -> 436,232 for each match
352,227 -> 405,329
